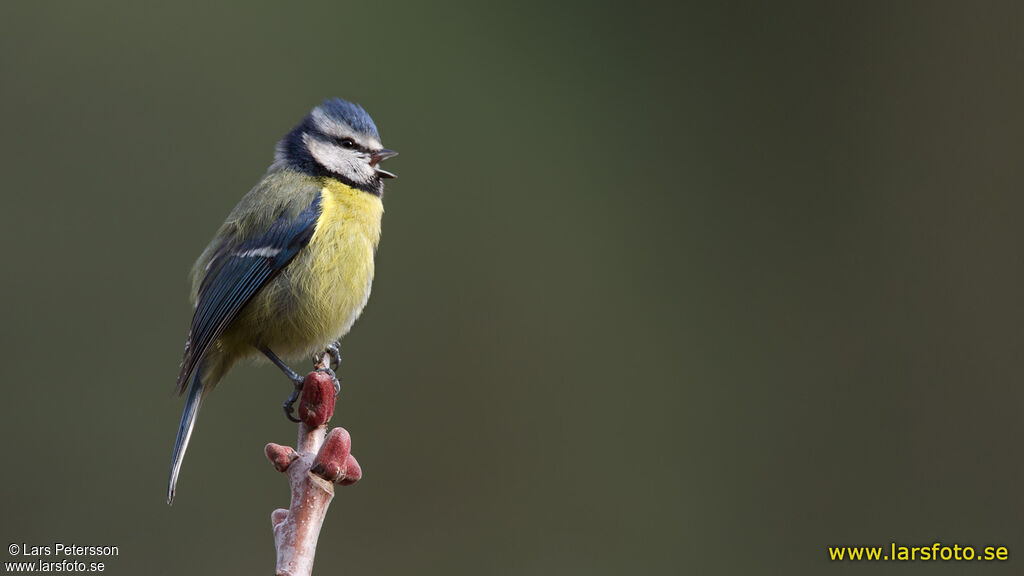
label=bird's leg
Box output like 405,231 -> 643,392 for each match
314,342 -> 342,396
260,346 -> 304,423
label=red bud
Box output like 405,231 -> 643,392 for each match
310,428 -> 354,484
339,454 -> 361,486
298,371 -> 336,427
265,443 -> 299,472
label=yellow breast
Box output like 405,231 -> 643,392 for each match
303,179 -> 384,342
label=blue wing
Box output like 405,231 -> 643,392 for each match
175,194 -> 322,393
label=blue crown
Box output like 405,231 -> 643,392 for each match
316,98 -> 379,139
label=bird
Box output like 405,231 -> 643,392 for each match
168,98 -> 397,504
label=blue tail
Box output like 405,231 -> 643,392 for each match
168,373 -> 204,505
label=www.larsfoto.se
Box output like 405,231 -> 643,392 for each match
829,542 -> 1009,561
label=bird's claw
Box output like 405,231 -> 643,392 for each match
316,366 -> 341,396
282,380 -> 303,423
324,342 -> 341,371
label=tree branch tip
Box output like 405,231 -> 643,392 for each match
269,357 -> 359,574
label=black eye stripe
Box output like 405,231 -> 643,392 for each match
328,136 -> 370,152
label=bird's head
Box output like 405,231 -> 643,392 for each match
274,98 -> 398,194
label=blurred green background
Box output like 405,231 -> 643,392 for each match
2,1 -> 1023,574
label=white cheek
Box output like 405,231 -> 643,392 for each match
305,136 -> 374,182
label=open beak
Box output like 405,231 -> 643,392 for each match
370,148 -> 399,179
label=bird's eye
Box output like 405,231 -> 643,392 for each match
339,138 -> 355,149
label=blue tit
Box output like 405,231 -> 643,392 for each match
168,98 -> 398,504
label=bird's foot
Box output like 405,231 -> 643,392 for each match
260,346 -> 307,423
316,366 -> 341,396
282,379 -> 304,423
324,342 -> 341,371
312,343 -> 341,395
282,376 -> 304,423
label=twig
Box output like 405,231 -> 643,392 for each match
265,356 -> 362,576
